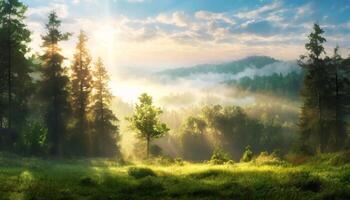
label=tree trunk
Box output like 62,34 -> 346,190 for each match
317,89 -> 325,153
334,67 -> 343,150
146,135 -> 150,159
7,10 -> 12,130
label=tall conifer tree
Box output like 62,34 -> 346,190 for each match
70,30 -> 92,156
91,58 -> 120,157
299,23 -> 328,153
0,0 -> 33,132
39,11 -> 70,156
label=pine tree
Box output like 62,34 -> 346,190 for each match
39,11 -> 71,156
0,0 -> 33,132
70,30 -> 92,156
91,58 -> 120,157
298,23 -> 328,153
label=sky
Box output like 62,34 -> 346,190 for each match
22,0 -> 350,102
23,0 -> 350,69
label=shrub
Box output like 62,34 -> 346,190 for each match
174,157 -> 184,165
253,151 -> 287,166
22,121 -> 48,155
240,145 -> 253,162
225,160 -> 235,165
209,147 -> 230,165
329,151 -> 350,166
149,156 -> 175,166
128,167 -> 156,179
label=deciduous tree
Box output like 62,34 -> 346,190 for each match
127,93 -> 169,158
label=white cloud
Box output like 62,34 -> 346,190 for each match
195,11 -> 235,25
296,3 -> 313,16
156,11 -> 190,27
27,3 -> 69,19
235,1 -> 281,19
24,1 -> 350,70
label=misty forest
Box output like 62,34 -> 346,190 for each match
0,0 -> 350,199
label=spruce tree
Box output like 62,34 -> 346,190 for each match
298,23 -> 328,153
70,30 -> 92,156
91,58 -> 120,157
39,11 -> 71,156
0,0 -> 33,132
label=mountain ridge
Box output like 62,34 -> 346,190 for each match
156,56 -> 282,78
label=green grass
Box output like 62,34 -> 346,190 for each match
0,152 -> 349,200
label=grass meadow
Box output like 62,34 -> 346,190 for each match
0,152 -> 349,200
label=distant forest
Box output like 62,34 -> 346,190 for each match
226,71 -> 304,99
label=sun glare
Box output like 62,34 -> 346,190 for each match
94,25 -> 117,46
92,24 -> 118,65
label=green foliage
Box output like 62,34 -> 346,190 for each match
22,121 -> 48,155
253,151 -> 287,166
210,147 -> 230,165
0,0 -> 34,133
91,58 -> 120,157
225,160 -> 235,165
0,154 -> 349,199
228,71 -> 304,99
153,156 -> 174,166
307,151 -> 350,166
328,151 -> 350,166
298,23 -> 350,153
286,171 -> 322,192
174,157 -> 184,165
241,145 -> 253,162
180,105 -> 293,161
39,11 -> 71,156
127,93 -> 169,158
69,30 -> 93,156
180,116 -> 212,161
128,167 -> 156,179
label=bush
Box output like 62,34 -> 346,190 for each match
21,121 -> 48,155
240,145 -> 253,162
253,151 -> 287,166
329,151 -> 350,166
209,147 -> 230,165
174,157 -> 184,165
154,156 -> 174,165
128,167 -> 156,179
225,160 -> 235,165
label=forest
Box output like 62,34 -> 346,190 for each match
0,0 -> 350,199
